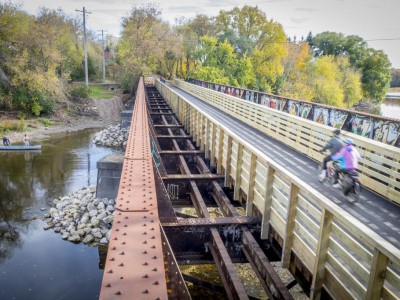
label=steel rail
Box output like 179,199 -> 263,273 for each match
100,78 -> 168,300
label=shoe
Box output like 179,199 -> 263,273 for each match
318,170 -> 326,181
332,183 -> 341,189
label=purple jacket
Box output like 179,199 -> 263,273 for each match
332,145 -> 361,170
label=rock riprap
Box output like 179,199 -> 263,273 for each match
43,186 -> 115,246
92,124 -> 128,147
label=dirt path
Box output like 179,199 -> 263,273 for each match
2,96 -> 126,144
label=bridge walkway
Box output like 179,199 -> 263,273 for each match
166,83 -> 400,249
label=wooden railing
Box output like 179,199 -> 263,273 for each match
156,79 -> 400,300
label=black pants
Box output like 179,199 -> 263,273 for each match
334,169 -> 353,183
322,154 -> 332,170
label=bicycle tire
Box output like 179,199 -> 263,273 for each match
346,183 -> 361,203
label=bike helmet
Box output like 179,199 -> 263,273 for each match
343,138 -> 353,145
333,129 -> 340,135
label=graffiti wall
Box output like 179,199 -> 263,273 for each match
188,79 -> 400,148
373,121 -> 400,146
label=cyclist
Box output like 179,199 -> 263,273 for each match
318,129 -> 343,181
331,138 -> 361,188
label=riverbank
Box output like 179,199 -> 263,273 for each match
1,96 -> 126,144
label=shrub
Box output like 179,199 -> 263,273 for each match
0,120 -> 26,134
37,118 -> 53,126
69,85 -> 91,100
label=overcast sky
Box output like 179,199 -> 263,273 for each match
17,0 -> 400,68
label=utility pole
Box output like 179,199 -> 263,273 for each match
76,7 -> 91,87
99,30 -> 107,83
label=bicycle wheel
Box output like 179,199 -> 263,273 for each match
346,182 -> 361,203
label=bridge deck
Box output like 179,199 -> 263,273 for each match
166,83 -> 400,249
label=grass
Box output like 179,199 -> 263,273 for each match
37,118 -> 53,126
0,120 -> 27,134
90,86 -> 118,99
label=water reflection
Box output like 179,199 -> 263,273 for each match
0,129 -> 119,300
381,98 -> 400,120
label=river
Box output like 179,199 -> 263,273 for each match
381,96 -> 400,120
0,129 -> 120,300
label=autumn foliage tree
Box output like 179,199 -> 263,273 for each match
0,2 -> 104,115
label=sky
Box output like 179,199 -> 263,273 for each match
16,0 -> 400,68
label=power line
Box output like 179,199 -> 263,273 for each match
365,38 -> 400,41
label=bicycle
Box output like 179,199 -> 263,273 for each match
316,161 -> 362,203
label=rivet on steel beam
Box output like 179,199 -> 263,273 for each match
153,281 -> 159,285
118,263 -> 124,267
151,236 -> 155,239
115,291 -> 122,295
105,283 -> 111,287
121,241 -> 126,245
110,258 -> 115,261
119,251 -> 125,255
125,216 -> 128,219
107,269 -> 113,273
112,247 -> 117,250
152,256 -> 157,259
120,277 -> 124,279
143,240 -> 147,244
150,228 -> 154,231
143,289 -> 149,294
143,224 -> 147,226
113,237 -> 118,240
151,245 -> 156,249
123,233 -> 127,235
143,232 -> 147,235
143,274 -> 149,278
124,224 -> 128,227
143,251 -> 148,255
152,268 -> 158,272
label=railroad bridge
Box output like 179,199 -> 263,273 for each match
99,77 -> 400,299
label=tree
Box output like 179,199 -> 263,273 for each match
311,32 -> 390,104
216,5 -> 267,56
118,3 -> 175,89
336,56 -> 362,107
359,49 -> 391,103
251,19 -> 287,92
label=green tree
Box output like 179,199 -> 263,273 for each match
311,31 -> 390,103
359,49 -> 391,103
118,3 -> 174,89
216,5 -> 267,56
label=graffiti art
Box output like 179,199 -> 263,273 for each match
329,110 -> 348,129
300,104 -> 312,119
349,115 -> 372,137
373,121 -> 400,145
313,107 -> 329,125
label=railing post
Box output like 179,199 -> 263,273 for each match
210,123 -> 217,167
217,129 -> 224,174
224,135 -> 233,188
365,249 -> 389,300
261,164 -> 275,239
246,153 -> 257,216
310,208 -> 333,300
204,118 -> 210,157
282,183 -> 299,268
234,143 -> 244,201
